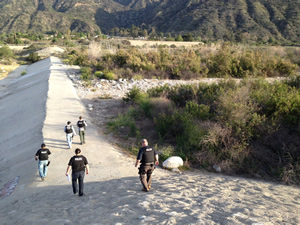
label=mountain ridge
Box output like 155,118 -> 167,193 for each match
0,0 -> 299,43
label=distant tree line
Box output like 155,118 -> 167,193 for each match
108,24 -> 200,42
107,24 -> 299,45
1,25 -> 298,45
0,31 -> 105,45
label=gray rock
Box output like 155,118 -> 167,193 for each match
213,164 -> 221,173
163,156 -> 183,169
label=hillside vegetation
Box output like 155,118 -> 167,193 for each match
57,40 -> 300,184
0,0 -> 299,44
109,78 -> 300,185
62,41 -> 299,80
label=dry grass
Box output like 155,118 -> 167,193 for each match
0,63 -> 19,80
88,41 -> 102,60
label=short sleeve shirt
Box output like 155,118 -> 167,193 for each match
68,155 -> 88,172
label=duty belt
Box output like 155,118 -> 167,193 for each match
142,162 -> 154,165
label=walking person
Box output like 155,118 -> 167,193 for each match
66,148 -> 89,196
35,143 -> 51,181
77,116 -> 87,145
64,121 -> 76,149
135,139 -> 159,192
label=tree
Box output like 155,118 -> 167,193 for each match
141,29 -> 148,37
182,33 -> 194,41
175,34 -> 183,42
149,27 -> 157,38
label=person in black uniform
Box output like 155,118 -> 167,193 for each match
77,116 -> 87,145
66,148 -> 89,196
35,143 -> 51,181
135,139 -> 159,192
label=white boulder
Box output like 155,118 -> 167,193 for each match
162,156 -> 183,169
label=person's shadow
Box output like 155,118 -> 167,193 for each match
43,137 -> 70,149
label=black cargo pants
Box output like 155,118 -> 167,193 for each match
138,163 -> 155,189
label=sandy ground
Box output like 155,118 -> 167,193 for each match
0,57 -> 299,225
0,45 -> 29,51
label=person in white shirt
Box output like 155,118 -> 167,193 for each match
64,121 -> 76,149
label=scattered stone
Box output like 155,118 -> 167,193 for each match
213,164 -> 221,173
139,215 -> 147,220
171,168 -> 182,173
166,211 -> 178,216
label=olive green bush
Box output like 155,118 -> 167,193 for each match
63,43 -> 298,80
0,45 -> 14,60
28,52 -> 40,63
80,67 -> 92,81
107,110 -> 138,137
111,78 -> 300,184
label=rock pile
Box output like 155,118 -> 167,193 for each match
66,65 -> 223,100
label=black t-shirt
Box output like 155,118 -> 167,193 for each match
35,148 -> 51,160
68,155 -> 88,172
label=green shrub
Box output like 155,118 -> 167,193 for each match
123,86 -> 149,104
207,46 -> 232,77
275,59 -> 297,76
114,49 -> 129,67
168,85 -> 197,107
0,45 -> 14,59
154,111 -> 206,153
139,98 -> 153,118
74,54 -> 88,66
185,101 -> 210,120
28,52 -> 40,63
147,84 -> 171,98
170,112 -> 205,153
132,74 -> 143,80
102,70 -> 116,80
21,71 -> 27,76
63,59 -> 70,64
107,112 -> 138,137
64,41 -> 75,47
94,71 -> 103,79
251,80 -> 300,125
80,67 -> 92,81
159,146 -> 175,163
